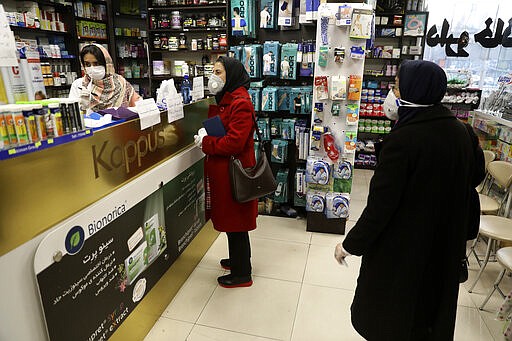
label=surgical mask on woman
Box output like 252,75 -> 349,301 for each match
383,90 -> 400,120
383,89 -> 434,120
86,66 -> 106,81
208,74 -> 225,94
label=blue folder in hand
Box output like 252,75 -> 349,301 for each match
202,115 -> 226,137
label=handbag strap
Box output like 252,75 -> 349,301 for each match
232,94 -> 264,148
252,114 -> 264,145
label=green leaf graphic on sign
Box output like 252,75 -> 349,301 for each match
70,232 -> 81,248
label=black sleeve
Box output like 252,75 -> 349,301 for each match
465,123 -> 485,187
464,123 -> 485,240
342,134 -> 409,256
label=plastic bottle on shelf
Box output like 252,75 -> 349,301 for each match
181,75 -> 192,104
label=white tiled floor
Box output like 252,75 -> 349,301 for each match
145,169 -> 506,341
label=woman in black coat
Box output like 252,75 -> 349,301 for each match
336,60 -> 485,340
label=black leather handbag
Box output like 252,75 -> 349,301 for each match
229,116 -> 277,203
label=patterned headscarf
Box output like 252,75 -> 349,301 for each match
81,44 -> 136,112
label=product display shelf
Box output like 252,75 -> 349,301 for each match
39,56 -> 77,60
115,35 -> 147,42
148,4 -> 227,10
0,129 -> 93,161
9,25 -> 69,35
45,84 -> 71,89
37,0 -> 72,9
474,110 -> 512,129
114,13 -> 148,19
147,0 -> 229,97
5,0 -> 83,98
77,36 -> 108,41
112,1 -> 150,97
242,14 -> 316,219
75,16 -> 106,24
149,49 -> 227,53
149,27 -> 228,33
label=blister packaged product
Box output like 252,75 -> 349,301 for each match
243,44 -> 262,78
271,139 -> 288,163
330,75 -> 347,100
346,104 -> 359,125
306,156 -> 331,185
262,86 -> 278,111
260,0 -> 277,29
281,43 -> 298,80
278,87 -> 292,111
314,76 -> 329,100
306,190 -> 326,212
281,118 -> 296,139
263,41 -> 281,75
256,117 -> 270,140
274,169 -> 289,203
229,45 -> 243,60
294,168 -> 307,206
318,46 -> 329,67
270,118 -> 282,136
230,0 -> 257,37
325,192 -> 350,219
248,88 -> 262,111
348,75 -> 362,101
344,130 -> 357,153
333,160 -> 353,180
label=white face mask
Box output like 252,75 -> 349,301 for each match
86,66 -> 106,81
208,74 -> 225,94
383,90 -> 400,120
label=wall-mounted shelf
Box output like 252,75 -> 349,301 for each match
148,5 -> 227,11
115,13 -> 147,19
75,16 -> 106,24
78,36 -> 108,41
10,25 -> 69,35
150,49 -> 226,53
149,27 -> 227,33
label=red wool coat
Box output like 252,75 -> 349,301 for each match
201,87 -> 258,232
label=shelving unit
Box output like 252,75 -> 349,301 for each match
356,3 -> 429,170
4,0 -> 84,100
111,0 -> 150,97
147,0 -> 229,97
226,4 -> 317,218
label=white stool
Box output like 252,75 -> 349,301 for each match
468,216 -> 512,293
479,247 -> 512,310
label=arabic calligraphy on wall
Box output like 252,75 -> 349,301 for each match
427,18 -> 512,57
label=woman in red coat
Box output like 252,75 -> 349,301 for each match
194,56 -> 257,288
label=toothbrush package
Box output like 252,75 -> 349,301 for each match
306,190 -> 326,213
325,192 -> 350,219
306,156 -> 331,185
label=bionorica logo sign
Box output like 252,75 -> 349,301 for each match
65,226 -> 85,255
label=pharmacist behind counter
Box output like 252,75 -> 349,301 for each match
69,44 -> 141,114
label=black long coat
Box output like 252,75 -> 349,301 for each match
343,105 -> 484,341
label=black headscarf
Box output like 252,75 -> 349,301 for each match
215,56 -> 251,103
396,60 -> 447,126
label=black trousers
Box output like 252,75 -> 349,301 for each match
226,232 -> 252,276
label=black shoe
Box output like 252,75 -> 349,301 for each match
220,258 -> 231,270
217,274 -> 252,288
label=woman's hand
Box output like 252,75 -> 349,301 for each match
334,243 -> 350,267
194,128 -> 208,148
